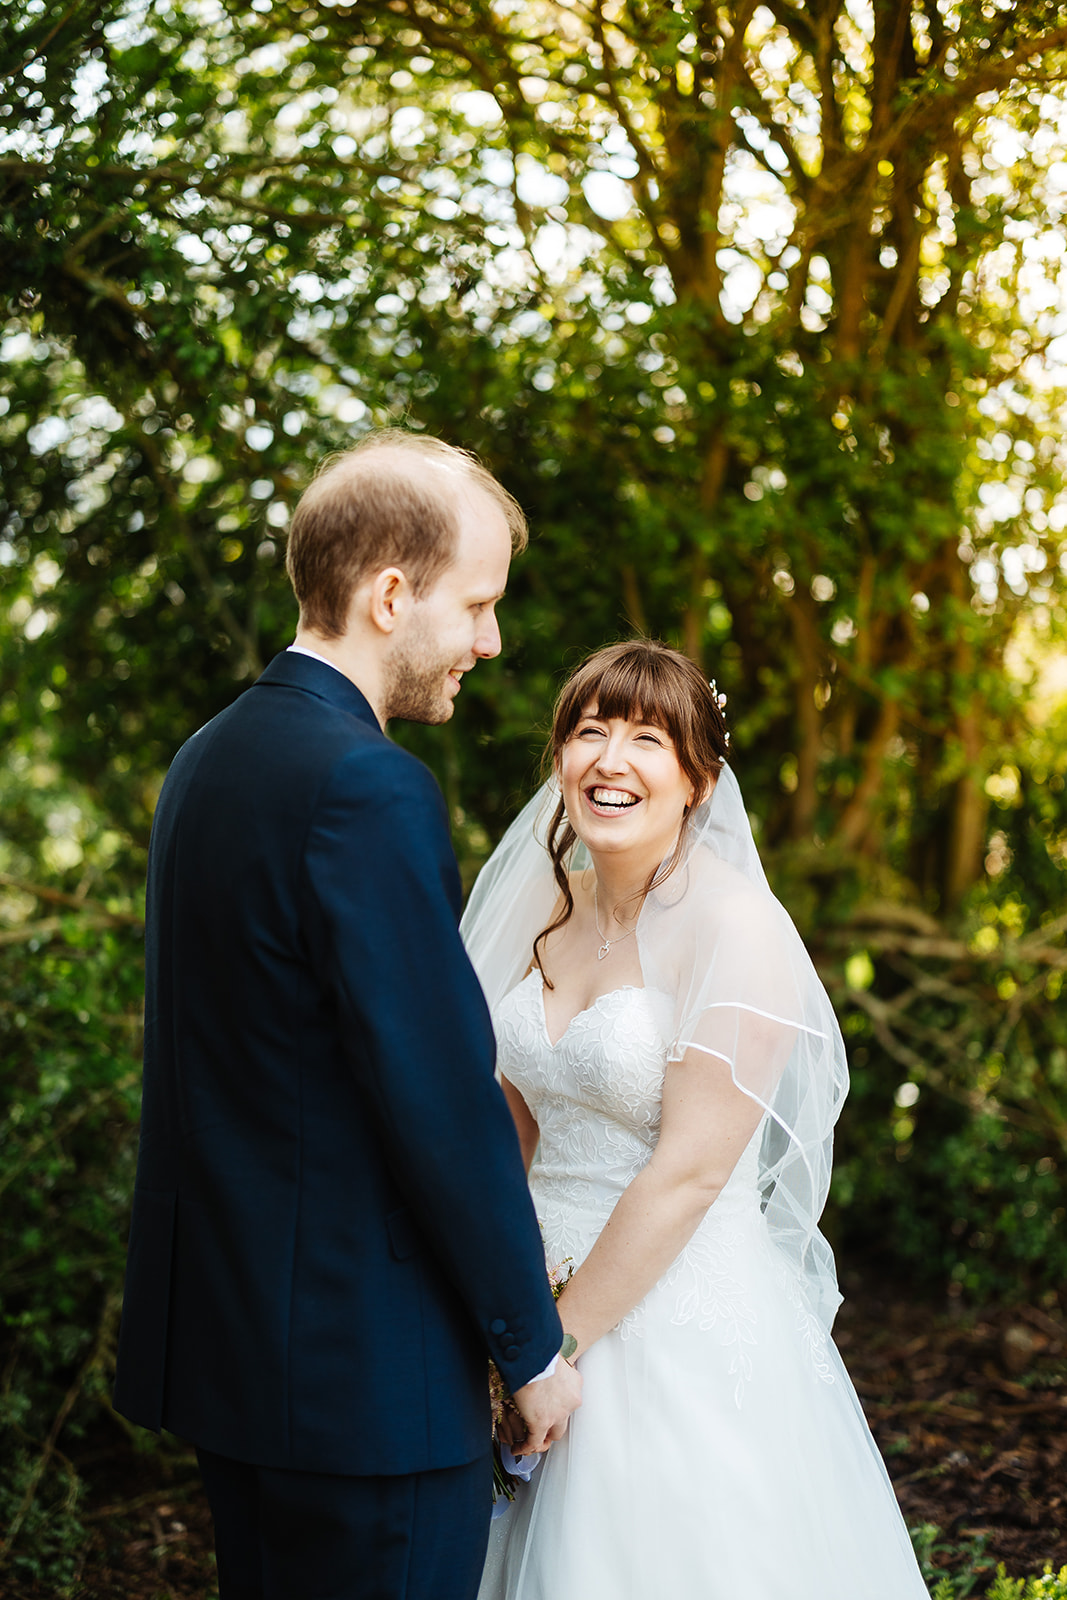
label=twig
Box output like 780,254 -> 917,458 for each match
81,1483 -> 202,1524
0,873 -> 143,926
0,912 -> 143,946
0,1073 -> 140,1203
0,1292 -> 121,1563
829,924 -> 1065,970
0,916 -> 64,947
0,2 -> 81,82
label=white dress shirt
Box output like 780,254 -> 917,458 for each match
286,643 -> 346,676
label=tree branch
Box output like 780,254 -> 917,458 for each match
0,872 -> 142,925
0,1 -> 84,83
734,57 -> 810,191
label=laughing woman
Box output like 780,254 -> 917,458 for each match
463,639 -> 928,1600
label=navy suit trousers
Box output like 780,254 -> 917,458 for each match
197,1447 -> 493,1600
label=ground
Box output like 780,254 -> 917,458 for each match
834,1268 -> 1066,1588
4,1272 -> 1065,1598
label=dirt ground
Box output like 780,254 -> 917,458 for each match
834,1267 -> 1067,1586
4,1273 -> 1065,1599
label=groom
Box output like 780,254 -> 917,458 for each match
113,431 -> 580,1599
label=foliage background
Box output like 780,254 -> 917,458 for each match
2,0 -> 1067,1585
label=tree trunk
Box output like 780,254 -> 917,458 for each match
836,696 -> 901,852
942,709 -> 988,909
789,596 -> 823,839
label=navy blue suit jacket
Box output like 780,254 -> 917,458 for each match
113,650 -> 561,1475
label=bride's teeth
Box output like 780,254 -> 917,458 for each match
590,788 -> 638,809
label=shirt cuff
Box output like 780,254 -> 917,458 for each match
525,1353 -> 559,1384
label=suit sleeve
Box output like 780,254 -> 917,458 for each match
303,742 -> 562,1393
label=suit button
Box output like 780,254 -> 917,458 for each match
490,1319 -> 507,1336
504,1345 -> 520,1361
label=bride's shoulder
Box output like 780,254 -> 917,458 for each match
669,853 -> 786,943
671,848 -> 759,907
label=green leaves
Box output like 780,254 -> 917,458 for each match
5,0 -> 1063,889
0,873 -> 143,1579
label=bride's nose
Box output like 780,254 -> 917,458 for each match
595,734 -> 629,773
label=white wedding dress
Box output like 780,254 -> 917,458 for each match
478,968 -> 929,1600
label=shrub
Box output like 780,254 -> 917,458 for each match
0,886 -> 144,1583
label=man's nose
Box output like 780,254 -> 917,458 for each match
474,608 -> 502,660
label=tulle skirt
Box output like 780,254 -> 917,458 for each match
479,1202 -> 928,1600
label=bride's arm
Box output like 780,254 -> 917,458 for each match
502,1076 -> 539,1173
553,1042 -> 769,1358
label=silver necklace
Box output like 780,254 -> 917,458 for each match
593,883 -> 637,961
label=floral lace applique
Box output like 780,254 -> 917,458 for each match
620,1224 -> 759,1408
773,1253 -> 836,1387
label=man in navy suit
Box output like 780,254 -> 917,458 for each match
113,431 -> 580,1599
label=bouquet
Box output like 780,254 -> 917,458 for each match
490,1255 -> 574,1516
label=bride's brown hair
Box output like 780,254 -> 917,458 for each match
534,639 -> 730,985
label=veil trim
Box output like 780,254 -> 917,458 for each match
680,1003 -> 831,1039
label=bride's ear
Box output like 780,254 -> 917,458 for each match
689,772 -> 718,812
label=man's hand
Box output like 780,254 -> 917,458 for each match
511,1358 -> 582,1455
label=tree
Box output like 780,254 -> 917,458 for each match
4,1 -> 1067,899
192,0 -> 1067,905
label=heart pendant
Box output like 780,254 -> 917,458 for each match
597,942 -> 611,960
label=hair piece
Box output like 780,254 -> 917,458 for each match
285,429 -> 528,637
533,639 -> 730,986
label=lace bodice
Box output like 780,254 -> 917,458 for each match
493,971 -> 830,1392
496,973 -> 756,1288
495,972 -> 673,1196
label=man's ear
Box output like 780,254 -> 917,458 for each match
365,567 -> 411,636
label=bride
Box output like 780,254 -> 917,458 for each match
462,639 -> 929,1600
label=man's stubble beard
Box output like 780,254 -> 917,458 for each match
382,623 -> 455,726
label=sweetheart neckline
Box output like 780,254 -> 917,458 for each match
526,968 -> 647,1051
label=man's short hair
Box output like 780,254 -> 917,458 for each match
285,430 -> 528,638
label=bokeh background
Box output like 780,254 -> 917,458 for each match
2,0 -> 1066,1590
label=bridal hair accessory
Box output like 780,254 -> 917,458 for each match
461,766 -> 848,1332
593,881 -> 637,961
709,679 -> 731,745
